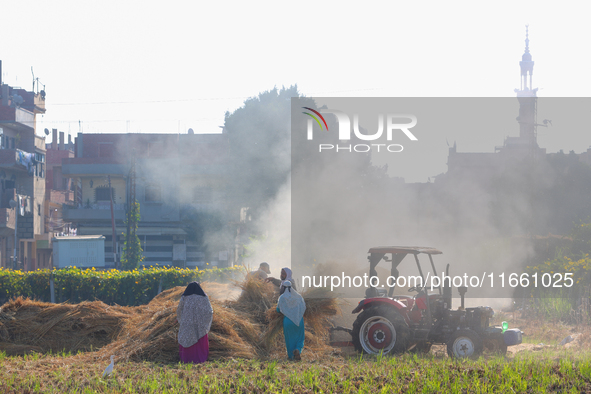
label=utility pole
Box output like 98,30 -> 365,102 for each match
126,150 -> 136,260
9,198 -> 18,270
108,176 -> 118,269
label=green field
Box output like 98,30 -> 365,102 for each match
1,350 -> 590,393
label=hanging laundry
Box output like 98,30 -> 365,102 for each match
16,149 -> 36,176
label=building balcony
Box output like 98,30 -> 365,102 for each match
63,203 -> 126,222
47,189 -> 75,204
0,207 -> 16,234
0,106 -> 35,131
62,158 -> 128,177
0,150 -> 19,166
0,149 -> 39,178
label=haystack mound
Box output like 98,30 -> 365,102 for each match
0,279 -> 340,363
90,284 -> 261,363
230,276 -> 278,325
0,297 -> 130,355
262,286 -> 340,359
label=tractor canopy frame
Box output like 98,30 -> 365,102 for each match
367,246 -> 443,297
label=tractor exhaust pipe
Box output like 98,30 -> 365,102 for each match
458,286 -> 468,310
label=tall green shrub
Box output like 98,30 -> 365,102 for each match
121,201 -> 143,270
0,266 -> 244,306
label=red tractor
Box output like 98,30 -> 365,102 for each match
333,246 -> 522,358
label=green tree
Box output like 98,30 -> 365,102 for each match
121,201 -> 144,270
224,86 -> 305,219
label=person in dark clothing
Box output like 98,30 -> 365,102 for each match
248,262 -> 271,280
266,267 -> 297,292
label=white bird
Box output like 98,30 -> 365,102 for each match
102,355 -> 115,377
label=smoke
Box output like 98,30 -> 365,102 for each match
95,95 -> 588,303
285,97 -> 589,300
240,177 -> 291,278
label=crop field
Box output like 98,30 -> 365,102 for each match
2,312 -> 591,393
2,279 -> 591,393
1,350 -> 591,393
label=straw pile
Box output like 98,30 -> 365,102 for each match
262,286 -> 340,358
231,276 -> 278,325
82,285 -> 260,363
0,278 -> 340,362
0,297 -> 131,355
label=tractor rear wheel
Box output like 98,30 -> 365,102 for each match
483,336 -> 507,356
352,306 -> 410,355
447,329 -> 483,359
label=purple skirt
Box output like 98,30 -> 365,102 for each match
179,333 -> 209,364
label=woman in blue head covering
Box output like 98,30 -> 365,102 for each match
276,280 -> 306,360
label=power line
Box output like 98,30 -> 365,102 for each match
50,97 -> 250,106
49,88 -> 381,106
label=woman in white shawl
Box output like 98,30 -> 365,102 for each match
176,282 -> 213,363
276,281 -> 306,360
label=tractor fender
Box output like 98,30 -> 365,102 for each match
352,298 -> 410,325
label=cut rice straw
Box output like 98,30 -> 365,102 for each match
0,278 -> 340,363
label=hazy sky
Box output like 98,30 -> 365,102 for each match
2,1 -> 589,179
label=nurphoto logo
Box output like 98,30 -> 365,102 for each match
303,107 -> 418,153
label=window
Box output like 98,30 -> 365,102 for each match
34,153 -> 46,178
194,187 -> 213,204
95,187 -> 114,202
35,163 -> 44,178
5,180 -> 15,189
145,185 -> 161,202
38,204 -> 41,216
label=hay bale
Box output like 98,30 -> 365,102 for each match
86,289 -> 261,363
230,276 -> 277,324
261,287 -> 340,354
0,342 -> 43,354
0,297 -> 129,355
300,287 -> 340,337
0,280 -> 341,362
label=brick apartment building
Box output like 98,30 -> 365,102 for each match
0,60 -> 50,270
45,129 -> 76,236
61,132 -> 236,268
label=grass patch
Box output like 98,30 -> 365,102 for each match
0,352 -> 590,393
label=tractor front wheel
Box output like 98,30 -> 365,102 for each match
447,329 -> 483,359
352,306 -> 410,355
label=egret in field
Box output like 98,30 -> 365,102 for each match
102,355 -> 115,377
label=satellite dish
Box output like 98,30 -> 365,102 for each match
44,128 -> 50,136
13,94 -> 24,105
188,128 -> 194,134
